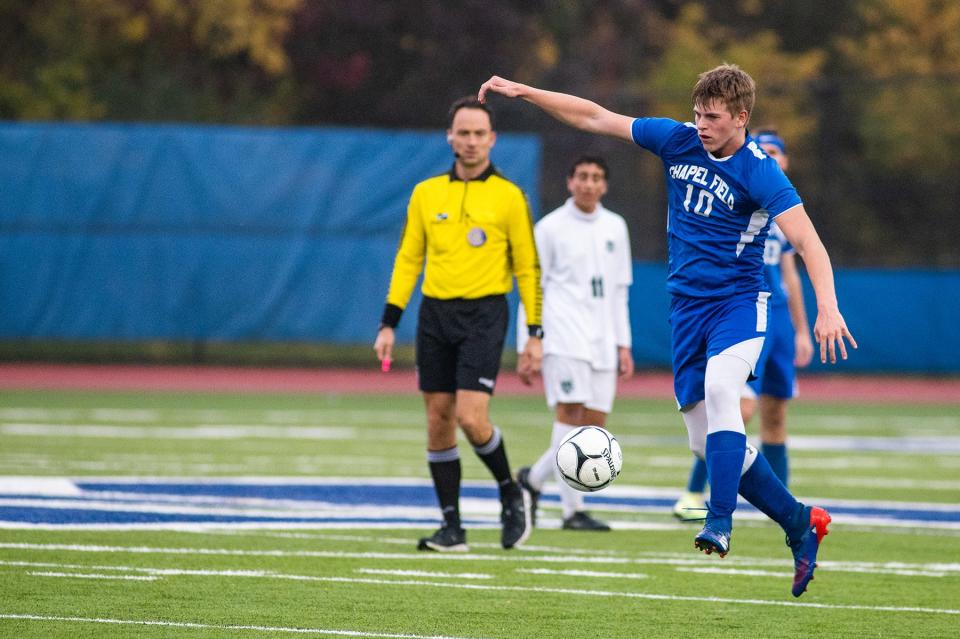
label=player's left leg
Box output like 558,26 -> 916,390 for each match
454,295 -> 529,549
457,390 -> 530,549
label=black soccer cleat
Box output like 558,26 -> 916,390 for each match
562,511 -> 611,531
516,466 -> 541,527
417,525 -> 468,552
500,483 -> 531,549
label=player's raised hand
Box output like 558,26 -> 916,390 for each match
813,309 -> 857,364
478,76 -> 526,103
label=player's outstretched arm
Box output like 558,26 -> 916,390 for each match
478,76 -> 634,142
776,206 -> 858,364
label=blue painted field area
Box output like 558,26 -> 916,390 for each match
1,479 -> 957,528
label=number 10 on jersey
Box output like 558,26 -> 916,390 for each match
683,184 -> 714,217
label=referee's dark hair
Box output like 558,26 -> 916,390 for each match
447,95 -> 496,130
569,155 -> 610,181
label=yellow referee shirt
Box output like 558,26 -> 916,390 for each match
386,164 -> 542,326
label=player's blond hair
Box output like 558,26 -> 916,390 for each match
691,64 -> 756,119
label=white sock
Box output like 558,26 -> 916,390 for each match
530,421 -> 573,488
542,421 -> 584,518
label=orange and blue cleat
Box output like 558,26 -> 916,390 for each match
789,505 -> 831,597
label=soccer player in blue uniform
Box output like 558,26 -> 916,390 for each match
674,129 -> 814,518
478,64 -> 857,597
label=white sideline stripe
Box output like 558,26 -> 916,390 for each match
0,477 -> 80,496
28,571 -> 159,581
678,565 -> 955,578
4,545 -> 960,577
0,497 -> 451,520
355,569 -> 493,580
518,568 -> 649,580
0,613 -> 476,638
0,423 -> 356,440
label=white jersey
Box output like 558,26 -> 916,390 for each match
518,198 -> 632,371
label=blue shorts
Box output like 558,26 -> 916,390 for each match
748,301 -> 797,399
670,291 -> 770,408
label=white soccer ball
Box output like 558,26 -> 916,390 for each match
555,426 -> 623,492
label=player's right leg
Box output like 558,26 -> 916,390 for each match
759,395 -> 790,485
419,392 -> 467,552
415,298 -> 468,551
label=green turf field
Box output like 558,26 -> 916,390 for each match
0,389 -> 958,638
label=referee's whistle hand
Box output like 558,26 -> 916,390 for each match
374,327 -> 395,363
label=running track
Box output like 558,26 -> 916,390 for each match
0,364 -> 957,404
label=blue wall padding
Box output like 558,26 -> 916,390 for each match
2,122 -> 958,372
0,122 -> 539,346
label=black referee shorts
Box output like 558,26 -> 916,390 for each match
416,294 -> 508,394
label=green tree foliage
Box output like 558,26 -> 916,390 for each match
830,0 -> 960,265
0,0 -> 301,122
648,4 -> 824,141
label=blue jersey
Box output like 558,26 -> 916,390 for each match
631,118 -> 802,299
762,223 -> 794,306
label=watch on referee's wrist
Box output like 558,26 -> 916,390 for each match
527,325 -> 544,339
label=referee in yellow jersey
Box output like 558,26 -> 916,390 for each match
374,96 -> 543,552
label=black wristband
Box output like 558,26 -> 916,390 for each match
380,303 -> 403,330
527,324 -> 544,339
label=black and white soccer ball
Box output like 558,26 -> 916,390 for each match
555,426 -> 623,492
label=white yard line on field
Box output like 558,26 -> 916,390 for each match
27,571 -> 158,581
3,568 -> 957,617
676,567 -> 793,577
791,476 -> 960,491
2,558 -> 958,616
517,568 -> 649,579
355,569 -> 493,580
3,545 -> 959,577
0,613 -> 478,639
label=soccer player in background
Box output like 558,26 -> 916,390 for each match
515,155 -> 634,532
673,128 -> 815,520
374,96 -> 543,552
478,64 -> 856,596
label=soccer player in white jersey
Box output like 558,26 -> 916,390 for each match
673,129 -> 815,520
479,64 -> 856,597
515,155 -> 634,532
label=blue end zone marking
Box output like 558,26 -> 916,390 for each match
75,482 -> 444,507
0,481 -> 957,526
